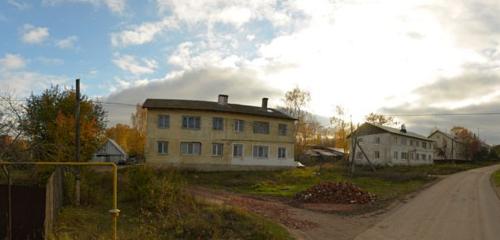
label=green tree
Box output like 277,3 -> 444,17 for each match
21,85 -> 106,162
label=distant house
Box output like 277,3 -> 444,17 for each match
428,130 -> 467,161
348,122 -> 434,166
92,138 -> 127,163
299,146 -> 345,165
142,94 -> 297,170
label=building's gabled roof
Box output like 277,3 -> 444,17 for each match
428,130 -> 465,143
142,98 -> 296,120
351,122 -> 433,141
107,138 -> 127,156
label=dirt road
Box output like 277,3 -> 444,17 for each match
355,164 -> 500,240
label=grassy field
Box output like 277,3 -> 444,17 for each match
184,161 -> 499,201
492,169 -> 500,187
49,167 -> 292,240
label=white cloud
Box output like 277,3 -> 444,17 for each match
155,0 -> 296,27
0,54 -> 26,70
7,0 -> 31,10
42,0 -> 126,14
21,24 -> 50,44
56,35 -> 78,49
37,57 -> 64,66
0,71 -> 68,96
110,17 -> 177,47
112,54 -> 158,75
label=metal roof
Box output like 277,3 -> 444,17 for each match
142,98 -> 296,120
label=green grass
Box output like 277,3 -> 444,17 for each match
184,161 -> 499,201
50,167 -> 292,240
493,169 -> 500,187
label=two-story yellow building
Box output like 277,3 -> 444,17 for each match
142,95 -> 297,170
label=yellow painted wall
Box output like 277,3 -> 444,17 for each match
145,108 -> 296,167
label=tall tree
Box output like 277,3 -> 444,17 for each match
131,103 -> 147,137
365,112 -> 396,126
20,86 -> 106,162
330,105 -> 351,150
282,87 -> 312,156
106,123 -> 145,159
450,126 -> 481,160
283,87 -> 311,121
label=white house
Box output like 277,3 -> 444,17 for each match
349,122 -> 434,166
428,130 -> 467,161
92,138 -> 127,163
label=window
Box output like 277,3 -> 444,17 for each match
416,153 -> 420,160
374,151 -> 380,159
182,116 -> 201,129
356,152 -> 363,159
422,142 -> 427,149
375,137 -> 381,144
422,154 -> 427,160
358,137 -> 364,142
278,147 -> 287,159
181,142 -> 201,155
233,144 -> 243,157
401,138 -> 407,145
234,119 -> 244,132
158,115 -> 170,128
278,124 -> 288,136
212,117 -> 224,130
416,141 -> 420,147
401,152 -> 408,160
429,154 -> 432,161
410,140 -> 414,146
394,151 -> 398,160
393,136 -> 398,144
157,141 -> 168,154
253,145 -> 269,158
212,143 -> 224,156
253,121 -> 270,134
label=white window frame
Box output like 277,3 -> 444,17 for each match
181,142 -> 201,155
158,115 -> 170,129
374,151 -> 380,159
157,141 -> 168,154
234,119 -> 244,132
182,116 -> 201,129
278,147 -> 287,159
232,143 -> 244,158
253,121 -> 270,134
212,117 -> 224,130
252,145 -> 269,159
278,124 -> 288,136
375,137 -> 381,144
394,151 -> 398,160
212,143 -> 224,156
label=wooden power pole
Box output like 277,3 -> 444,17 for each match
75,79 -> 81,206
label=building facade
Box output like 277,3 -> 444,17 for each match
143,95 -> 296,170
349,123 -> 434,166
428,130 -> 467,161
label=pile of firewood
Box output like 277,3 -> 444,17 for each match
294,182 -> 376,204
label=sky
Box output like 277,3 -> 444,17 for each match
1,0 -> 500,143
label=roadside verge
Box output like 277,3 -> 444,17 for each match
490,168 -> 500,200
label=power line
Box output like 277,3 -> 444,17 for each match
387,112 -> 500,117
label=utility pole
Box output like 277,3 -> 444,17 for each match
75,79 -> 81,206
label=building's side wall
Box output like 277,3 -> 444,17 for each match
429,132 -> 467,161
350,132 -> 433,166
145,109 -> 296,169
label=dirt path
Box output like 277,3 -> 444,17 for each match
188,187 -> 387,240
355,164 -> 500,240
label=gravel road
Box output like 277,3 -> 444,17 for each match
355,164 -> 500,240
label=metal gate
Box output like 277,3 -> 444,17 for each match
0,184 -> 46,240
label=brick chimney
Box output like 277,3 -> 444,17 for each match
218,94 -> 228,105
261,98 -> 268,110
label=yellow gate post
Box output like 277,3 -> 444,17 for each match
0,162 -> 120,240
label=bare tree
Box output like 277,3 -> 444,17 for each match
365,112 -> 397,126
